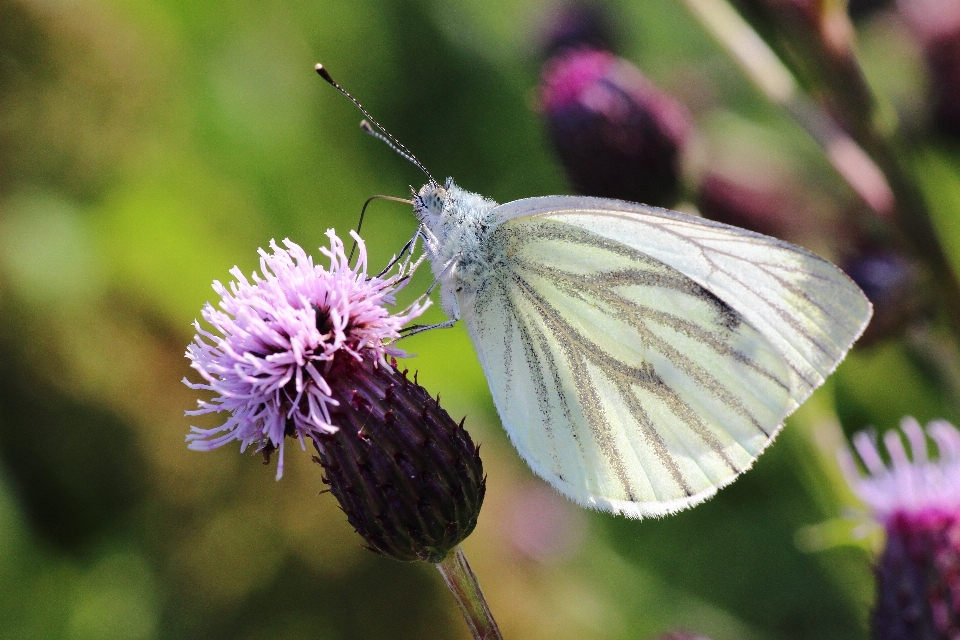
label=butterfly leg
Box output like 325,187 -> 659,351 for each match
425,253 -> 460,296
375,226 -> 423,278
398,253 -> 461,340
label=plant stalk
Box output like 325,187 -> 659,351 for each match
435,546 -> 503,640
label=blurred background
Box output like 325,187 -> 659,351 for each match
2,0 -> 959,637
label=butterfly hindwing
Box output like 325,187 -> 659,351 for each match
460,211 -> 819,517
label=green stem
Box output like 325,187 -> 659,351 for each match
435,546 -> 503,640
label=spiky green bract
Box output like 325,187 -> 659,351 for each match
313,358 -> 485,563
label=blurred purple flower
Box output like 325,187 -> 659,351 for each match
840,417 -> 960,639
184,231 -> 428,479
501,481 -> 584,563
696,170 -> 816,241
899,0 -> 960,136
539,2 -> 617,59
538,48 -> 693,207
843,249 -> 920,343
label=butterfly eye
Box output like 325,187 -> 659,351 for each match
423,188 -> 446,216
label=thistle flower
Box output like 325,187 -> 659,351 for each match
839,417 -> 960,639
537,48 -> 693,207
185,231 -> 497,637
184,230 -> 428,479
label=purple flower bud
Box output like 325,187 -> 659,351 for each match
840,418 -> 960,638
312,362 -> 485,563
842,250 -> 920,343
696,171 -> 808,240
898,0 -> 960,136
540,2 -> 617,59
538,48 -> 693,207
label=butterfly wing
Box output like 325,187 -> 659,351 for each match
458,196 -> 870,518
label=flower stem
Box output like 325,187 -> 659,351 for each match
435,546 -> 503,640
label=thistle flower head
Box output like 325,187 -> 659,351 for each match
840,417 -> 960,522
840,417 -> 960,639
184,231 -> 428,479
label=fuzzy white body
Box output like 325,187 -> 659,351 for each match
414,179 -> 498,322
412,178 -> 871,518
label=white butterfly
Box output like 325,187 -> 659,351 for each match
315,64 -> 872,519
410,178 -> 871,519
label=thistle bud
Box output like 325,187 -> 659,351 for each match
540,2 -> 617,59
842,249 -> 921,343
313,361 -> 485,563
696,171 -> 805,240
839,418 -> 960,638
898,0 -> 960,137
537,48 -> 693,207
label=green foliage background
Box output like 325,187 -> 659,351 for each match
0,0 -> 953,638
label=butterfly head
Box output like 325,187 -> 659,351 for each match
413,178 -> 455,228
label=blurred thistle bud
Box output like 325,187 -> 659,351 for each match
183,230 -> 428,479
898,0 -> 960,136
312,363 -> 485,563
839,417 -> 960,639
539,1 -> 617,59
694,155 -> 831,246
842,249 -> 921,343
656,632 -> 713,640
537,48 -> 693,207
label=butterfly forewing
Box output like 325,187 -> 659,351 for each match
461,209 -> 830,517
492,197 -> 872,408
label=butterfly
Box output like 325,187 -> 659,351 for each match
317,64 -> 873,519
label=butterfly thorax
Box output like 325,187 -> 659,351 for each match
413,179 -> 499,319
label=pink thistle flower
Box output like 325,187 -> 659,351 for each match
184,230 -> 428,479
839,417 -> 960,639
840,417 -> 960,522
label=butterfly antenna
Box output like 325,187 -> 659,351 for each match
315,63 -> 437,185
